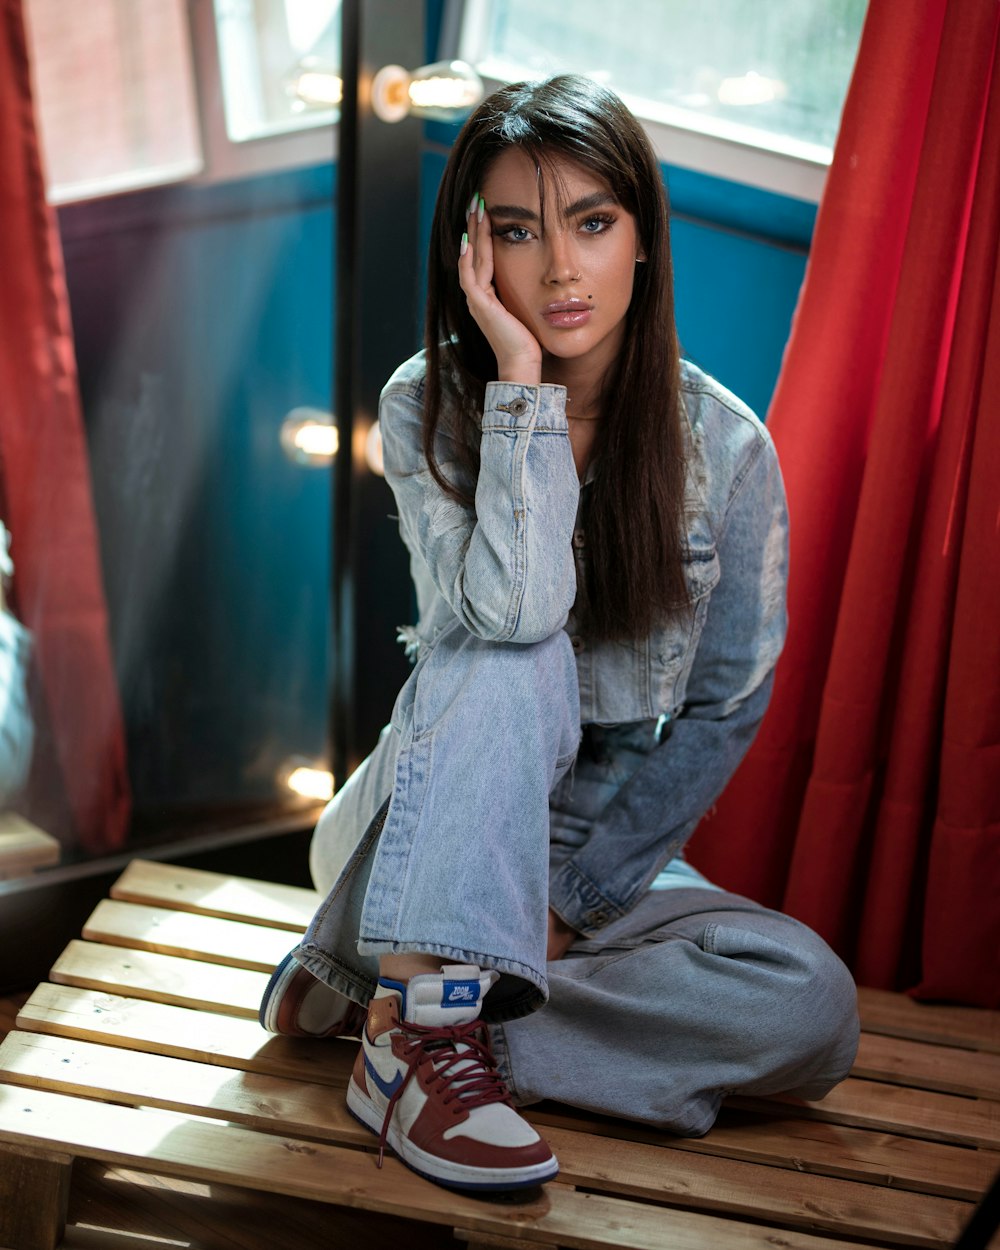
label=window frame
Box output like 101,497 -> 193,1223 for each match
189,0 -> 338,187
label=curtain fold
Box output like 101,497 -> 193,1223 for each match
687,0 -> 1000,1006
0,0 -> 130,851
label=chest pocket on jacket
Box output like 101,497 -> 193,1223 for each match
649,544 -> 720,710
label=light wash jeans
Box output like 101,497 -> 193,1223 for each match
296,621 -> 859,1135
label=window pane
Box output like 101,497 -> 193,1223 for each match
214,0 -> 340,142
464,0 -> 867,162
23,0 -> 203,202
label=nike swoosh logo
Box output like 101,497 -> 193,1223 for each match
364,1053 -> 404,1099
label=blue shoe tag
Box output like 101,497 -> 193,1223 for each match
440,978 -> 481,1008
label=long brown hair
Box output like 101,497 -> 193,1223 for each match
425,74 -> 689,641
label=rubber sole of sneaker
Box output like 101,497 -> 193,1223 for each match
345,1077 -> 559,1192
260,953 -> 367,1038
258,952 -> 303,1033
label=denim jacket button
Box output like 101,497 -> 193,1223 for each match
572,528 -> 586,549
507,397 -> 529,417
570,635 -> 584,653
587,910 -> 609,927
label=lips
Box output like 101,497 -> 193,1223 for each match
542,298 -> 592,328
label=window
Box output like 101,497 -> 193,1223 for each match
23,0 -> 203,203
22,0 -> 338,204
454,0 -> 868,201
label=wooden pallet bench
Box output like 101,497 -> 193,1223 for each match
0,858 -> 997,1250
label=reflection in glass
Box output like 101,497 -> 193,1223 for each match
465,0 -> 867,162
215,0 -> 341,139
22,0 -> 203,202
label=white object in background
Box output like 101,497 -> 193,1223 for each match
0,522 -> 35,806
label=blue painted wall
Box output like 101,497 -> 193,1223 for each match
666,169 -> 815,419
58,166 -> 334,825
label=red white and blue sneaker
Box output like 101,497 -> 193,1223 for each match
259,951 -> 368,1039
347,964 -> 558,1192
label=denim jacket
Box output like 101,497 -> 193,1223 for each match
378,350 -> 788,936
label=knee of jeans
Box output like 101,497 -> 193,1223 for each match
703,920 -> 860,1090
782,937 -> 859,1093
412,623 -> 580,740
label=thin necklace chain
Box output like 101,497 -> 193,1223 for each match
566,396 -> 601,421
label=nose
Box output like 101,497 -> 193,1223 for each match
543,231 -> 581,285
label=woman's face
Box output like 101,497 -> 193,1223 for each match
479,148 -> 644,374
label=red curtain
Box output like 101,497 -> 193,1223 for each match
687,0 -> 1000,1007
0,0 -> 130,851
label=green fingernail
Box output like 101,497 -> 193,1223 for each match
468,192 -> 478,216
477,195 -> 486,222
460,232 -> 469,256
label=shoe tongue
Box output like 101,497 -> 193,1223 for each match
402,964 -> 497,1027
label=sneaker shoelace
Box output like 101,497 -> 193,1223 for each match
376,1018 -> 512,1167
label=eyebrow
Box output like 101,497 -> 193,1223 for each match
487,190 -> 618,222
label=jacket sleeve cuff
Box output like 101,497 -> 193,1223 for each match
482,381 -> 568,432
548,860 -> 624,936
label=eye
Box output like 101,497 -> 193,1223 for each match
494,224 -> 535,244
580,213 -> 615,235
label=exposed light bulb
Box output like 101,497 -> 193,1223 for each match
294,423 -> 338,458
407,68 -> 481,114
286,766 -> 334,802
371,60 -> 483,124
286,57 -> 342,110
280,408 -> 338,466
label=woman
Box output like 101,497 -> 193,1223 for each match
261,75 -> 859,1194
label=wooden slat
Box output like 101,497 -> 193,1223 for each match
854,1030 -> 1000,1098
859,987 -> 1000,1054
50,941 -> 268,1018
110,860 -> 317,931
0,1032 -> 367,1147
545,1124 -> 969,1250
17,983 -> 352,1086
735,1076 -> 1000,1148
63,1158 -> 449,1250
0,1031 -> 974,1248
56,1223 -> 195,1250
0,1085 -> 889,1250
82,899 -> 292,973
531,1104 -> 999,1203
20,983 -> 997,1204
